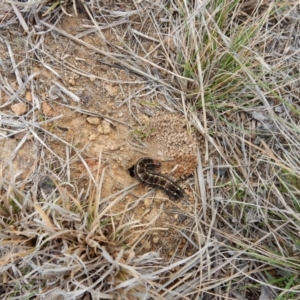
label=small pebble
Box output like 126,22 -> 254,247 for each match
139,114 -> 150,125
87,117 -> 100,125
11,103 -> 27,116
25,91 -> 32,102
89,134 -> 97,141
153,236 -> 160,244
69,78 -> 75,86
102,120 -> 111,134
97,125 -> 104,134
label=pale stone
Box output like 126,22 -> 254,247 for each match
89,134 -> 97,141
42,102 -> 55,117
153,236 -> 159,244
69,78 -> 75,86
102,120 -> 111,134
104,84 -> 119,96
139,114 -> 150,125
25,91 -> 32,102
86,117 -> 100,125
97,125 -> 104,134
11,103 -> 27,116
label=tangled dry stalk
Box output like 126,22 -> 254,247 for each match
1,0 -> 300,299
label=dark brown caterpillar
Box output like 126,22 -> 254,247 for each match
128,157 -> 183,199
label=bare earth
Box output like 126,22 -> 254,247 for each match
0,13 -> 202,258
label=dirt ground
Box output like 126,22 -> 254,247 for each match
0,13 -> 204,258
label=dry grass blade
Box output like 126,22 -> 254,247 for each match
39,20 -> 183,94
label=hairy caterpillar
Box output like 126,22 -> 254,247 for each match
128,157 -> 183,199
